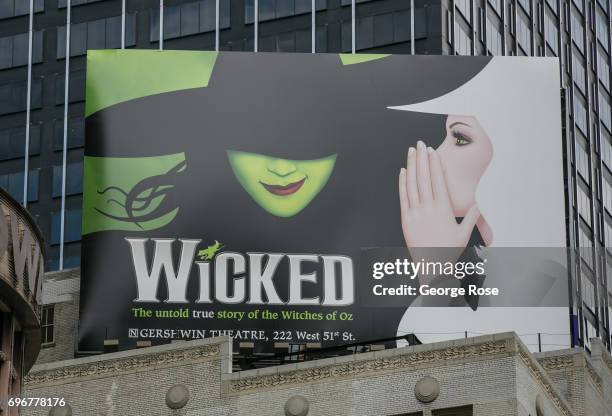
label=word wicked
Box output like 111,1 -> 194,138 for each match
126,238 -> 355,306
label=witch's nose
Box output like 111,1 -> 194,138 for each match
267,159 -> 297,176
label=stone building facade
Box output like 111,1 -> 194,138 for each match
21,332 -> 612,416
0,188 -> 44,415
35,268 -> 78,365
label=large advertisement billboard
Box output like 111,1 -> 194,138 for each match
80,51 -> 568,352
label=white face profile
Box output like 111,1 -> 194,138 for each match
437,115 -> 493,217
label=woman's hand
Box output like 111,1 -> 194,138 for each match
399,141 -> 480,250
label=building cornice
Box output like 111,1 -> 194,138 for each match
228,338 -> 512,394
585,362 -> 603,393
603,353 -> 612,373
538,351 -> 604,395
24,343 -> 220,387
224,335 -> 574,416
517,348 -> 573,416
538,355 -> 575,371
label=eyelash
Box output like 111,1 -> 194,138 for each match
453,132 -> 471,146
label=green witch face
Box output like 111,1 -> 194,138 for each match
227,150 -> 337,217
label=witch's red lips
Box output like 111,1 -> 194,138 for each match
260,178 -> 306,196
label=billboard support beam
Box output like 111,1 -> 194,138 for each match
351,0 -> 356,54
311,0 -> 315,53
23,0 -> 34,207
215,0 -> 219,51
411,0 -> 415,55
159,0 -> 163,50
59,0 -> 71,270
121,0 -> 126,49
254,0 -> 258,52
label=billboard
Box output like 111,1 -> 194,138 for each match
80,50 -> 568,352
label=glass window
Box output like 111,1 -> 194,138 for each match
545,10 -> 558,53
517,14 -> 532,55
356,16 -> 373,50
57,14 -> 136,59
518,0 -> 530,12
70,22 -> 87,57
573,52 -> 586,93
164,4 -> 181,39
603,175 -> 612,213
32,29 -> 43,62
0,80 -> 23,115
52,162 -> 83,197
199,0 -> 215,32
574,95 -> 588,134
607,259 -> 612,292
58,0 -> 104,8
576,136 -> 590,183
487,16 -> 503,55
277,0 -> 295,18
393,10 -> 412,43
41,305 -> 54,345
578,184 -> 592,225
598,0 -> 609,12
12,32 -> 28,67
0,124 -> 40,161
0,35 -> 11,68
27,169 -> 38,202
55,71 -> 86,104
181,1 -> 200,36
456,0 -> 471,21
596,9 -> 609,51
65,210 -> 82,243
53,117 -> 85,151
455,22 -> 471,55
50,212 -> 60,245
489,0 -> 502,16
0,0 -> 43,20
571,12 -> 584,53
259,0 -> 275,21
600,91 -> 612,131
0,0 -> 14,18
125,13 -> 137,46
0,31 -> 43,69
152,0 -> 230,42
0,170 -> 38,202
583,318 -> 597,349
582,272 -> 596,311
373,13 -> 393,46
598,50 -> 610,91
105,15 -> 121,49
51,209 -> 82,245
341,10 -> 412,53
604,218 -> 612,251
572,0 -> 584,14
245,0 -> 325,24
87,18 -> 106,50
602,130 -> 612,171
579,227 -> 594,269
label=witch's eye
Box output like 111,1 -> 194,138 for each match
454,133 -> 472,146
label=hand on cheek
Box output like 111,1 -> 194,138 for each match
398,141 -> 482,277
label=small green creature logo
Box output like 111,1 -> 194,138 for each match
197,240 -> 224,261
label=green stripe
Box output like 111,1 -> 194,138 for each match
85,50 -> 218,117
339,53 -> 390,65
